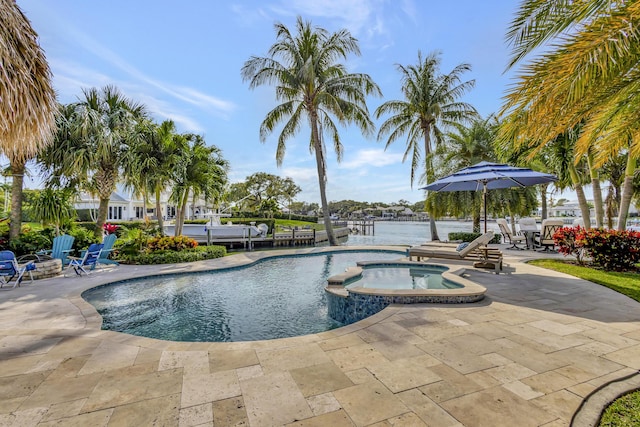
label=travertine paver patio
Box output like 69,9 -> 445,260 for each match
1,246 -> 639,426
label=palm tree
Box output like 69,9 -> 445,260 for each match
40,86 -> 146,236
0,0 -> 57,239
502,1 -> 640,229
170,134 -> 228,236
242,16 -> 381,245
375,51 -> 477,241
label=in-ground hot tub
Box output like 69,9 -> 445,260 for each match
325,260 -> 486,324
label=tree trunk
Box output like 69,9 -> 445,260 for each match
568,164 -> 591,228
540,184 -> 548,220
310,118 -> 336,245
8,160 -> 25,240
617,156 -> 636,231
96,197 -> 109,237
587,151 -> 604,228
155,186 -> 164,234
177,189 -> 190,236
423,125 -> 439,241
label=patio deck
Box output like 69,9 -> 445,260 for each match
1,246 -> 639,426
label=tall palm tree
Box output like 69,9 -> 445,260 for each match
241,16 -> 381,245
376,51 -> 477,241
40,86 -> 146,236
502,0 -> 640,229
0,0 -> 57,239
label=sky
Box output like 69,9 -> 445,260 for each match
17,0 -> 524,205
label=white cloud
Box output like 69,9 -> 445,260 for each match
339,148 -> 404,169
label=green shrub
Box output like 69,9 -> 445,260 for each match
68,227 -> 99,253
119,245 -> 226,264
448,232 -> 501,244
147,235 -> 198,252
8,226 -> 53,256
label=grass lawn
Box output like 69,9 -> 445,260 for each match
528,259 -> 640,303
529,259 -> 640,425
599,390 -> 640,426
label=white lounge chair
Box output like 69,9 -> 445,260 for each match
497,218 -> 526,250
537,219 -> 565,252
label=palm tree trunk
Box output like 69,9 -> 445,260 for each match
540,184 -> 548,220
587,151 -> 604,227
155,186 -> 164,234
311,120 -> 336,245
617,155 -> 636,231
8,160 -> 25,239
569,164 -> 591,228
177,190 -> 190,236
96,197 -> 109,237
423,127 -> 440,241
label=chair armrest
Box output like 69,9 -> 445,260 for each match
36,249 -> 52,255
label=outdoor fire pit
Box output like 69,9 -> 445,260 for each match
17,254 -> 62,280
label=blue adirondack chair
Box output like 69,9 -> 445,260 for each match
0,251 -> 35,288
98,233 -> 118,266
68,243 -> 103,276
37,234 -> 75,266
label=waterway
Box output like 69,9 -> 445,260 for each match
343,220 -> 501,247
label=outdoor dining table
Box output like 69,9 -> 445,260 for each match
519,224 -> 540,250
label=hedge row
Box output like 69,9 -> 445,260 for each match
118,245 -> 226,265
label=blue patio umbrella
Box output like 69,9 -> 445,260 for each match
421,161 -> 557,233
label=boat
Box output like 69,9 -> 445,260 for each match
163,213 -> 265,242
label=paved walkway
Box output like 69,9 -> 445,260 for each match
1,247 -> 639,426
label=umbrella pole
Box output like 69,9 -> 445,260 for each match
483,183 -> 488,234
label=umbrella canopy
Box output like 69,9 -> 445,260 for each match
422,161 -> 557,232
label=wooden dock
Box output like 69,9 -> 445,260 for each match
194,227 -> 351,250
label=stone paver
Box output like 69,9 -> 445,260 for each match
0,246 -> 639,426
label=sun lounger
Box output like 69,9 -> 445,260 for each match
408,231 -> 503,273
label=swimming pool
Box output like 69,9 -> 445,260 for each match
82,250 -> 405,342
346,264 -> 463,290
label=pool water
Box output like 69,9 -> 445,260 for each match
347,265 -> 462,290
83,250 -> 404,342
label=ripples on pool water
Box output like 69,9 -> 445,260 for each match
83,250 -> 404,342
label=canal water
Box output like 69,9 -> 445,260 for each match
343,220 -> 501,247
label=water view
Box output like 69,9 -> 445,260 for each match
343,220 -> 501,247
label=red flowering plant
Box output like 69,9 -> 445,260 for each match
579,228 -> 640,271
553,226 -> 586,265
103,223 -> 119,235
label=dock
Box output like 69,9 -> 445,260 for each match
187,227 -> 351,250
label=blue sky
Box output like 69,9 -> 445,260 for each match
18,0 -> 520,205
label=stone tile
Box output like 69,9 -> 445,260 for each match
465,371 -> 502,390
344,368 -> 377,385
397,388 -> 462,427
20,372 -> 102,410
306,392 -> 342,416
133,347 -> 163,366
0,396 -> 26,413
445,333 -> 504,355
419,363 -> 484,403
42,336 -> 101,360
527,319 -> 584,336
604,344 -> 640,369
502,381 -> 544,400
521,370 -> 576,394
0,407 -> 48,427
290,362 -> 353,397
441,386 -> 556,427
0,371 -> 50,400
367,355 -> 441,393
159,350 -> 209,375
497,344 -> 569,373
108,393 -> 180,427
212,396 -> 249,427
235,364 -> 263,381
356,322 -> 415,343
285,409 -> 354,426
419,341 -> 497,374
76,341 -> 139,375
0,354 -> 49,377
257,343 -> 331,373
531,389 -> 583,423
179,402 -> 213,427
369,339 -> 425,361
326,343 -> 389,372
45,356 -> 90,381
82,367 -> 182,412
481,352 -> 513,366
240,371 -> 312,426
317,334 -> 367,351
0,335 -> 62,358
567,382 -> 597,398
581,327 -> 639,349
333,380 -> 408,427
181,370 -> 241,407
553,348 -> 624,377
40,398 -> 86,422
209,349 -> 258,373
574,341 -> 618,357
38,408 -> 113,427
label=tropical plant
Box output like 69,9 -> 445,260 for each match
39,85 -> 147,236
241,16 -> 381,245
31,188 -> 76,235
375,51 -> 477,241
502,0 -> 640,230
0,0 -> 57,239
